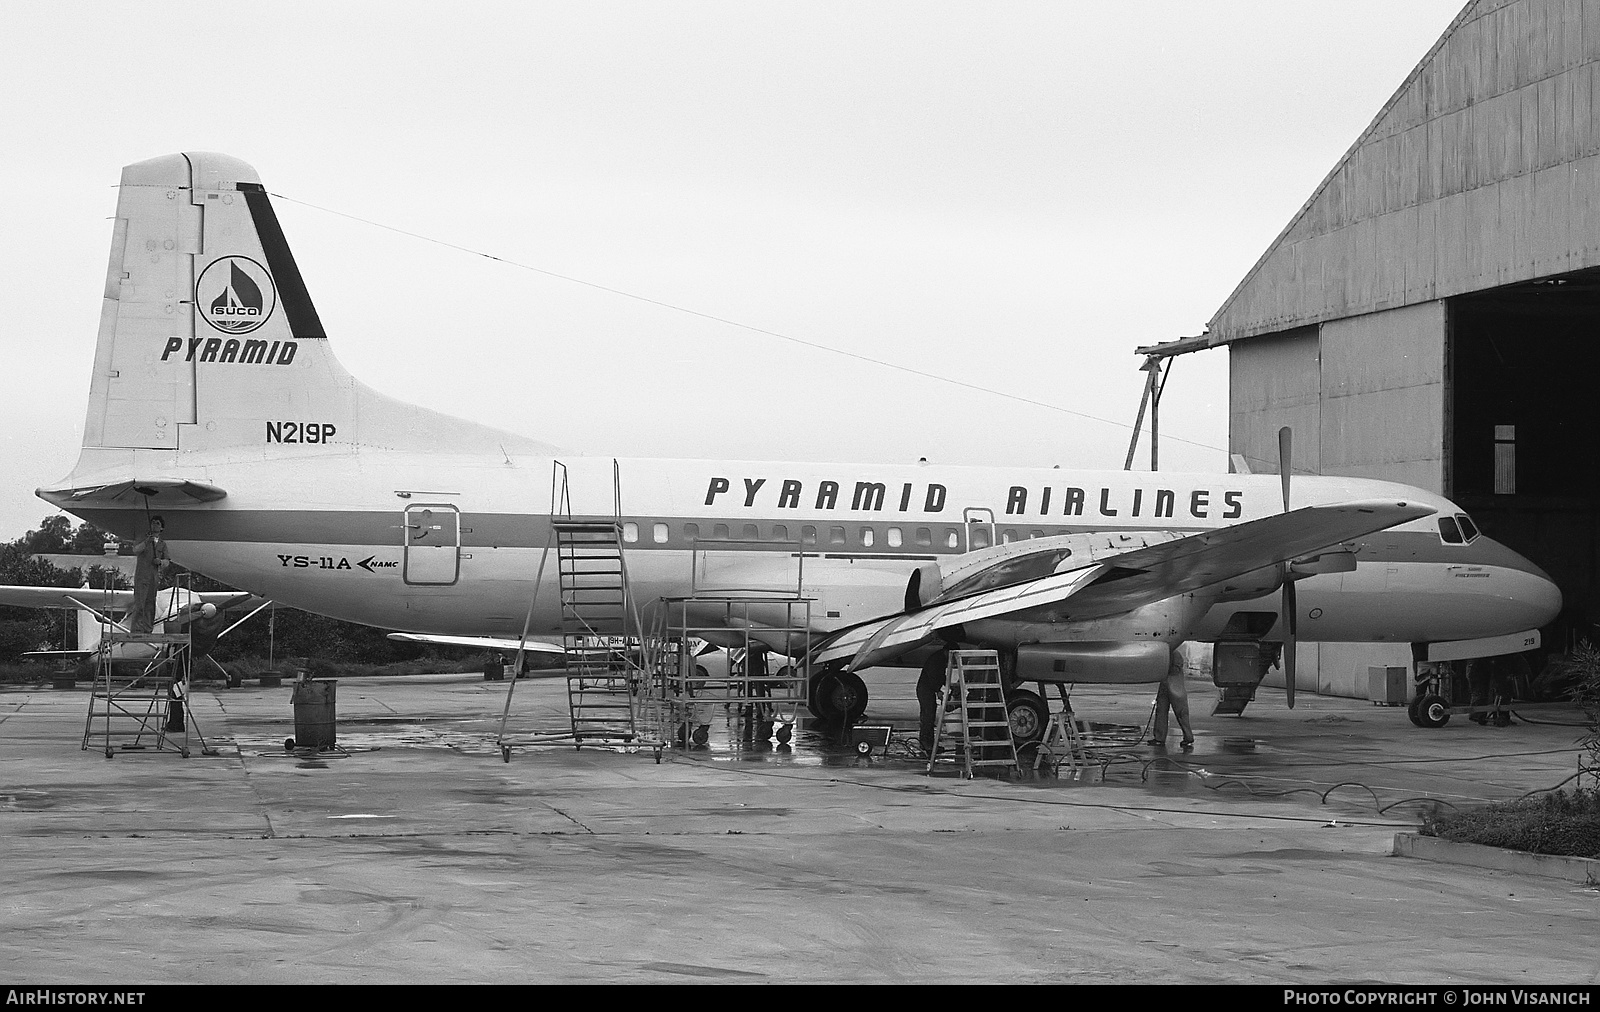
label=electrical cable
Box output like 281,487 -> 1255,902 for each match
270,191 -> 1228,454
661,747 -> 1406,826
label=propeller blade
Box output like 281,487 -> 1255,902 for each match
1278,426 -> 1292,512
1278,425 -> 1296,707
1283,579 -> 1297,708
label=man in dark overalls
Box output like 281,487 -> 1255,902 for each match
129,515 -> 169,634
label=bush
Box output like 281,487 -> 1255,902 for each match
1568,640 -> 1600,781
1422,790 -> 1600,859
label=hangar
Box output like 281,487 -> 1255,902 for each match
1145,0 -> 1600,697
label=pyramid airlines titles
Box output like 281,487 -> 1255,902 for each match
703,477 -> 1245,519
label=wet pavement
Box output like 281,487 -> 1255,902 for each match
1,670 -> 1596,984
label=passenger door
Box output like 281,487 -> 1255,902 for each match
402,504 -> 460,585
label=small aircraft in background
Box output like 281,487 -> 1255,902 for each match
0,582 -> 265,674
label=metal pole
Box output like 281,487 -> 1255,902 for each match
1124,356 -> 1161,471
1149,355 -> 1175,472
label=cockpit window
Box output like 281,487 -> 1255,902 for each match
1456,513 -> 1479,542
1438,517 -> 1464,545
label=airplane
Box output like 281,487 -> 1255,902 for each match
31,152 -> 1563,740
0,581 -> 263,673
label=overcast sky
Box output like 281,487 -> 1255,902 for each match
0,1 -> 1466,539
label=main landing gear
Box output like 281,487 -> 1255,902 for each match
804,651 -> 1051,744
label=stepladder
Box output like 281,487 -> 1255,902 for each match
1033,709 -> 1089,776
927,650 -> 1018,778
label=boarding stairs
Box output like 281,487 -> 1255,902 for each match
927,650 -> 1018,778
556,521 -> 644,748
496,461 -> 663,760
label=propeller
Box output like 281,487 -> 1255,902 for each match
1278,425 -> 1296,709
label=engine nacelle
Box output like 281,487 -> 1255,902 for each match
1014,641 -> 1170,684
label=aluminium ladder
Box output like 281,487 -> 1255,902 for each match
927,650 -> 1018,778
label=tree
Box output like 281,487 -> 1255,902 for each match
0,516 -> 130,661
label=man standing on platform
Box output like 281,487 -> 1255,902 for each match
128,515 -> 169,633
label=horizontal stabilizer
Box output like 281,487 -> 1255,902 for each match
37,478 -> 227,507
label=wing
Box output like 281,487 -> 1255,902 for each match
1052,498 -> 1434,619
196,592 -> 271,612
386,632 -> 567,655
0,586 -> 135,611
815,498 -> 1434,670
813,564 -> 1109,668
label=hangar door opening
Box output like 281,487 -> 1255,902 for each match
1449,269 -> 1600,645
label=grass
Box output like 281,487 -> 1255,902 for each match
1421,789 -> 1600,860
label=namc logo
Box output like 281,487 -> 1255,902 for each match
194,256 -> 277,335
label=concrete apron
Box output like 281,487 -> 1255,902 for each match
1,672 -> 1596,984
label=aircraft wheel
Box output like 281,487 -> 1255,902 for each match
1006,689 -> 1049,743
692,724 -> 710,745
776,723 -> 793,744
501,745 -> 511,763
1406,694 -> 1427,727
1415,694 -> 1451,728
811,669 -> 868,723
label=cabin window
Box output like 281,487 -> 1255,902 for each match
684,522 -> 699,539
1438,517 -> 1464,545
1030,530 -> 1045,539
945,529 -> 960,549
915,527 -> 932,547
742,523 -> 760,540
887,527 -> 903,548
971,528 -> 990,549
860,527 -> 875,547
713,523 -> 729,540
772,524 -> 789,541
1001,529 -> 1016,544
829,526 -> 846,546
802,525 -> 818,546
652,522 -> 668,544
622,522 -> 639,543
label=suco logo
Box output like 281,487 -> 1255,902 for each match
194,256 -> 277,335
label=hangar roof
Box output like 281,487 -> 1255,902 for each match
1195,0 -> 1600,350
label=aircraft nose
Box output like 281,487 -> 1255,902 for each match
1484,539 -> 1563,629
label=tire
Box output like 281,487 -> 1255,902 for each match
1415,693 -> 1451,728
810,669 -> 869,723
1407,694 -> 1427,727
1006,689 -> 1049,743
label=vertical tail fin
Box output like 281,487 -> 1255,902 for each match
84,152 -> 339,454
60,151 -> 549,482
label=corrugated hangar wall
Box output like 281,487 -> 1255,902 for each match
1230,303 -> 1448,697
1211,0 -> 1600,343
1204,0 -> 1600,698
